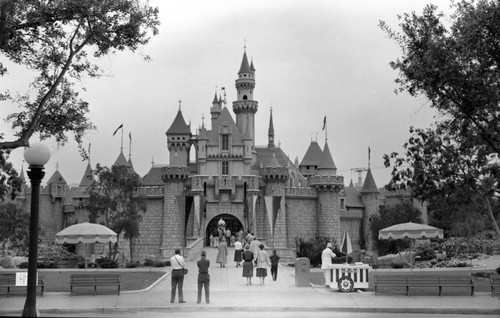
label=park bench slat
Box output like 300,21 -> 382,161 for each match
490,275 -> 500,295
70,274 -> 120,296
374,274 -> 474,296
0,274 -> 44,297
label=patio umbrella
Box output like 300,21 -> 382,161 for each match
340,229 -> 353,264
378,222 -> 443,267
55,222 -> 117,269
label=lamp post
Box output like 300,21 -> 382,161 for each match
22,143 -> 50,317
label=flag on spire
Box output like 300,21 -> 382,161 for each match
322,116 -> 327,130
113,124 -> 123,136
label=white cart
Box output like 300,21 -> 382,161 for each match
326,263 -> 372,292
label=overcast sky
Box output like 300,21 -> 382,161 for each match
2,0 -> 454,187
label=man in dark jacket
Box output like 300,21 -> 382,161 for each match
197,250 -> 210,304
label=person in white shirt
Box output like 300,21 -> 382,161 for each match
170,249 -> 186,303
321,242 -> 336,287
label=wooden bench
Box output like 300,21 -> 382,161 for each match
374,275 -> 408,295
0,273 -> 44,297
375,274 -> 474,296
70,274 -> 120,295
438,275 -> 474,296
489,275 -> 500,295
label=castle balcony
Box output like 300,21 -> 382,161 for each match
260,166 -> 288,182
136,186 -> 165,197
161,166 -> 190,181
235,78 -> 256,87
308,175 -> 344,190
285,187 -> 318,198
232,100 -> 258,114
188,175 -> 261,198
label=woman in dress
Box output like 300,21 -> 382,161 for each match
234,239 -> 243,267
216,237 -> 228,267
255,244 -> 271,285
241,244 -> 254,285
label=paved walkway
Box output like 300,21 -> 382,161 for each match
0,248 -> 499,316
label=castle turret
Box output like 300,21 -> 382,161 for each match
268,108 -> 275,148
210,91 -> 222,123
299,140 -> 323,177
360,167 -> 379,253
233,49 -> 258,145
166,104 -> 192,167
79,162 -> 93,187
309,141 -> 343,242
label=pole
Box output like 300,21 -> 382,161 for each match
22,166 -> 45,317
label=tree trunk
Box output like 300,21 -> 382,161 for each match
484,196 -> 500,236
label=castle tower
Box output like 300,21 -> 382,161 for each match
299,140 -> 323,178
309,141 -> 343,242
268,108 -> 275,148
233,49 -> 258,145
360,167 -> 379,253
210,91 -> 222,123
166,103 -> 192,166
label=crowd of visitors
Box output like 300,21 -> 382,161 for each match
170,230 -> 285,303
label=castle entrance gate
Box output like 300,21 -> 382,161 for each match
205,214 -> 244,247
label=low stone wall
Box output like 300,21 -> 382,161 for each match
184,237 -> 204,262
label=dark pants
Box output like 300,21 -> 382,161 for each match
271,264 -> 278,281
197,273 -> 210,303
171,269 -> 185,302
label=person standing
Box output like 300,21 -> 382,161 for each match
321,242 -> 336,287
269,249 -> 280,281
255,244 -> 271,285
197,250 -> 210,304
249,236 -> 260,260
238,228 -> 244,246
225,228 -> 231,246
216,238 -> 228,267
234,239 -> 243,267
170,249 -> 186,303
242,245 -> 254,285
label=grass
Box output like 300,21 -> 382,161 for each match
38,270 -> 166,292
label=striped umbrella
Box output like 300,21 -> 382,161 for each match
340,229 -> 353,264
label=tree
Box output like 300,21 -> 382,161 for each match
82,164 -> 146,262
0,202 -> 29,256
370,201 -> 422,256
384,124 -> 500,236
379,0 -> 500,155
0,0 -> 159,199
380,0 -> 500,236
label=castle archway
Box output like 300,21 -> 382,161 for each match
205,214 -> 244,246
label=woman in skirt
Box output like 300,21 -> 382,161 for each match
234,239 -> 243,267
255,244 -> 270,285
241,245 -> 254,285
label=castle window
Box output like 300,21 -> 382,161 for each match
222,134 -> 229,150
340,198 -> 345,210
243,95 -> 248,100
222,161 -> 229,175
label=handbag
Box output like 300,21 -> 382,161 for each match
174,255 -> 188,274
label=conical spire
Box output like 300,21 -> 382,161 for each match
299,140 -> 323,167
212,91 -> 219,104
268,108 -> 275,148
113,149 -> 129,167
238,51 -> 252,74
79,161 -> 93,187
250,58 -> 256,72
317,141 -> 337,176
166,108 -> 191,135
360,168 -> 379,193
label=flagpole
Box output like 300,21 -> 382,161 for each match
121,127 -> 124,151
129,132 -> 132,161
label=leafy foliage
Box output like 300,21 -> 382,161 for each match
0,0 -> 159,199
380,0 -> 500,236
82,164 -> 146,261
369,201 -> 422,255
0,202 -> 29,256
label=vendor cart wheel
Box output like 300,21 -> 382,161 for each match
337,276 -> 354,293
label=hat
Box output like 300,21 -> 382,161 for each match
326,243 -> 333,248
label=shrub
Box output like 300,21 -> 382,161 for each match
97,257 -> 118,268
295,236 -> 338,267
0,257 -> 14,269
391,260 -> 404,269
496,266 -> 500,275
415,247 -> 436,261
126,261 -> 140,268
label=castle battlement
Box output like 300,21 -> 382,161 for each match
308,175 -> 344,188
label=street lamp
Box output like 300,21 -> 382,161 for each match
22,142 -> 50,317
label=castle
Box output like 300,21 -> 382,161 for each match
13,50 -> 427,261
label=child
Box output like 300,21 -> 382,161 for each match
269,249 -> 280,281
